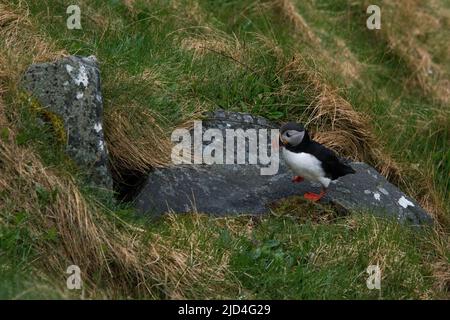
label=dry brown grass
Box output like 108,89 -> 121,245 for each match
105,105 -> 172,174
400,159 -> 449,226
179,30 -> 244,62
270,0 -> 362,84
0,89 -> 231,298
0,2 -> 234,299
0,3 -> 66,94
0,129 -> 231,298
360,0 -> 450,105
270,0 -> 319,45
332,37 -> 362,83
123,0 -> 135,10
172,0 -> 208,25
428,229 -> 450,294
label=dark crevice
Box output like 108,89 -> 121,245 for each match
112,168 -> 149,202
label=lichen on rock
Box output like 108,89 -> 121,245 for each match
18,90 -> 67,144
21,55 -> 113,190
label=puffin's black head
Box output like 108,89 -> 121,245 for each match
279,122 -> 309,147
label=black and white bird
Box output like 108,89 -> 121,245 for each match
279,122 -> 356,201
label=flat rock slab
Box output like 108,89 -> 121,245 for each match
21,56 -> 112,189
134,111 -> 432,225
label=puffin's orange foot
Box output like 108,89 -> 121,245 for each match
304,190 -> 326,202
292,176 -> 304,183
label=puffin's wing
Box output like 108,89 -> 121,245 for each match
308,142 -> 355,180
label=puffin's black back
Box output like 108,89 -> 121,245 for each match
285,131 -> 355,180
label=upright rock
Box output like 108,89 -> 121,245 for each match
21,56 -> 112,190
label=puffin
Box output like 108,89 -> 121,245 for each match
279,122 -> 356,201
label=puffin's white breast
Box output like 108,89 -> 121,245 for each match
282,148 -> 331,187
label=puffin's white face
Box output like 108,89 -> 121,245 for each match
280,129 -> 305,147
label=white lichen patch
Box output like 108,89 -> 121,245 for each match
65,64 -> 74,73
364,189 -> 371,195
74,65 -> 89,87
98,139 -> 105,151
66,64 -> 89,87
76,92 -> 84,99
94,123 -> 102,133
398,196 -> 414,208
373,192 -> 381,201
87,55 -> 98,63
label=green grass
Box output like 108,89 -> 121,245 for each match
16,0 -> 448,214
0,213 -> 67,299
231,215 -> 432,299
142,204 -> 440,299
1,0 -> 448,299
1,206 -> 443,299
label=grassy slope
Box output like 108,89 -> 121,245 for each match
0,0 -> 448,299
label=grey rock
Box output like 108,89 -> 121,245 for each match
135,111 -> 432,225
327,163 -> 432,224
21,55 -> 112,190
